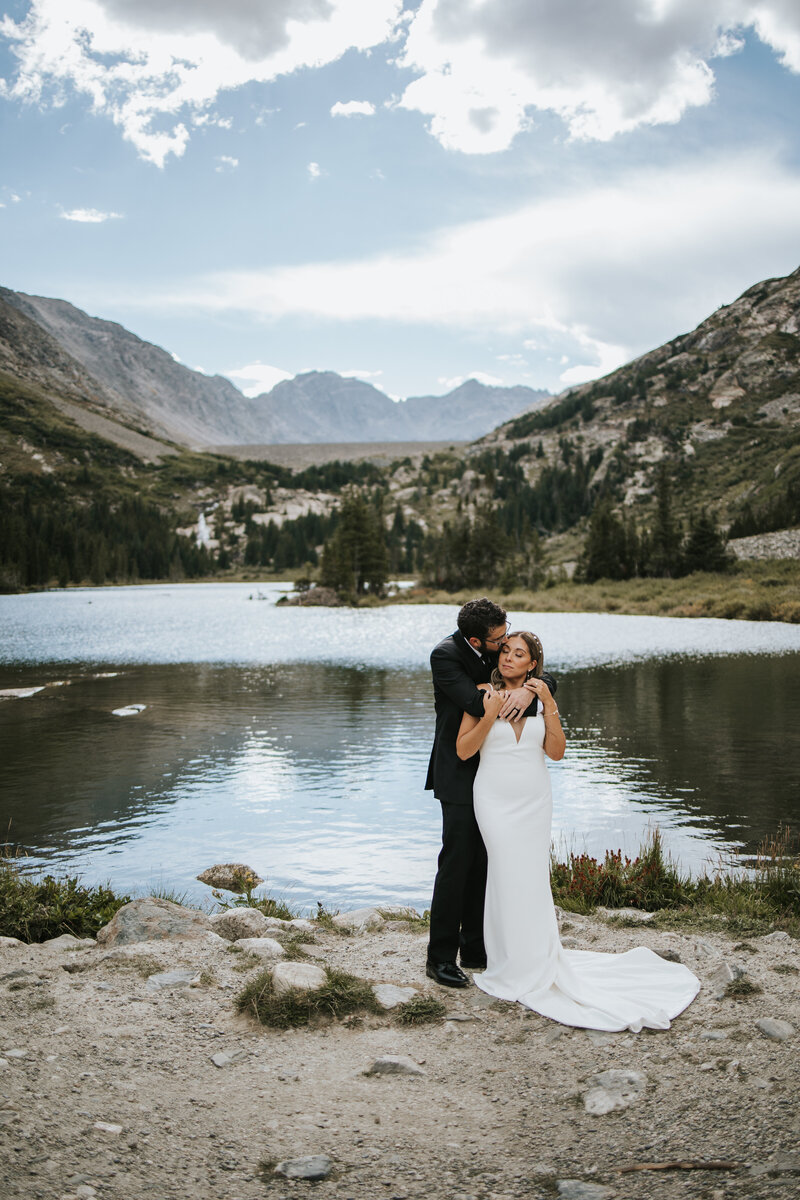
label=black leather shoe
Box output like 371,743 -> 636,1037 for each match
426,959 -> 469,988
460,958 -> 487,970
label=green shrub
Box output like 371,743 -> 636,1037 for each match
0,860 -> 128,942
550,830 -> 691,913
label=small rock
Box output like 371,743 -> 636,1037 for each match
41,933 -> 96,948
0,936 -> 24,948
4,1049 -> 28,1059
145,968 -> 198,991
584,1031 -> 619,1047
373,984 -> 419,1010
210,1050 -> 246,1068
693,938 -> 719,958
699,1030 -> 729,1041
74,1187 -> 98,1200
271,961 -> 327,995
655,949 -> 681,963
93,1121 -> 123,1134
557,1181 -> 613,1200
332,906 -> 385,933
209,908 -> 270,940
561,936 -> 580,949
596,907 -> 655,923
364,1055 -> 425,1077
288,918 -> 316,932
755,1017 -> 795,1042
233,937 -> 286,959
583,1069 -> 646,1115
762,931 -> 790,943
709,961 -> 746,997
111,704 -> 146,717
274,1155 -> 333,1181
96,898 -> 211,946
196,863 -> 264,892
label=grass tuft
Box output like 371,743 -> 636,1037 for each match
394,995 -> 447,1025
235,966 -> 382,1028
723,978 -> 763,999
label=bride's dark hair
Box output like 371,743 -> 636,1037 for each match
491,630 -> 544,689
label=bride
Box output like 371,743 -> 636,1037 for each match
456,631 -> 699,1032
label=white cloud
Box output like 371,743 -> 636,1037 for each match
0,0 -> 404,166
397,0 -> 800,152
307,161 -> 323,179
341,367 -> 383,379
330,99 -> 376,117
225,361 -> 293,397
439,371 -> 505,390
60,207 -> 123,222
214,155 -> 239,172
147,151 -> 800,382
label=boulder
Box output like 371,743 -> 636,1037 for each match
96,898 -> 211,946
209,908 -> 269,940
331,907 -> 385,933
234,937 -> 286,959
271,961 -> 327,995
288,918 -> 316,932
583,1069 -> 647,1115
0,936 -> 25,948
196,863 -> 264,893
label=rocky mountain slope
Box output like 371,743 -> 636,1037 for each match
0,287 -> 549,446
475,266 -> 800,525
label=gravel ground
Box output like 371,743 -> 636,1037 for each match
1,911 -> 798,1200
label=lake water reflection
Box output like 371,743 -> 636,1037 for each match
1,584 -> 799,911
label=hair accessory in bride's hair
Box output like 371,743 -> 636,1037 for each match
508,630 -> 544,677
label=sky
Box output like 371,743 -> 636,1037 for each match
1,1 -> 800,403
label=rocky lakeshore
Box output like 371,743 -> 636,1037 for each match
1,898 -> 798,1200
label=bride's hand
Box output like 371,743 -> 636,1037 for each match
482,687 -> 504,719
498,685 -> 532,721
526,677 -> 557,713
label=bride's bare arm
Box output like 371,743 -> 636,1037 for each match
457,688 -> 504,760
526,677 -> 566,760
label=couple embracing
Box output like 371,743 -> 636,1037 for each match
424,597 -> 699,1032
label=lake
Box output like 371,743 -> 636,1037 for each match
1,583 -> 799,913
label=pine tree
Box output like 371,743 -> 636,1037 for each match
683,509 -> 731,574
647,464 -> 682,577
320,487 -> 388,597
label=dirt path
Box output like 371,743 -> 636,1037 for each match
1,911 -> 798,1200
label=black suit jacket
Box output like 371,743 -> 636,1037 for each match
425,629 -> 557,806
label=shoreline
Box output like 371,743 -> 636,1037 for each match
2,558 -> 799,622
1,898 -> 798,1199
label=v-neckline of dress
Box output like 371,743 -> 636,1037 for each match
505,717 -> 527,746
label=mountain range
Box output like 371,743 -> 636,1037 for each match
0,287 -> 549,447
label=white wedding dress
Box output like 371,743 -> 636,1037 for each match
473,714 -> 700,1031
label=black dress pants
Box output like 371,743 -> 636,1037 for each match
427,800 -> 487,964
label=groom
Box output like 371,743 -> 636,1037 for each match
425,597 -> 556,987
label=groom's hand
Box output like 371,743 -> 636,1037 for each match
498,686 -> 533,722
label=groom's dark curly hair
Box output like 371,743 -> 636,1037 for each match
457,597 -> 507,641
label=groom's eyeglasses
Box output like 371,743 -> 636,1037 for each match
483,623 -> 512,646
